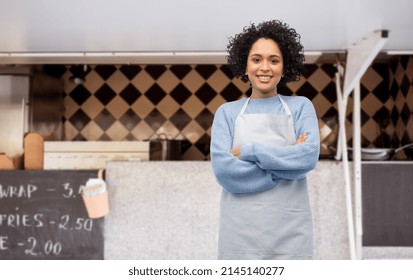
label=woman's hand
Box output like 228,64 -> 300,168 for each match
230,146 -> 241,158
296,132 -> 307,144
231,133 -> 307,158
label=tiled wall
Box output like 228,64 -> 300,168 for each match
389,56 -> 413,147
43,56 -> 412,160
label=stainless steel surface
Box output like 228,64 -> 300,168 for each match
348,143 -> 413,161
0,75 -> 30,156
149,140 -> 182,161
30,71 -> 63,140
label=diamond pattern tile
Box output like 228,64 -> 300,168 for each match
194,133 -> 211,158
372,106 -> 391,127
119,84 -> 141,105
322,81 -> 337,103
145,83 -> 167,105
95,84 -> 117,106
220,83 -> 244,102
195,83 -> 216,105
195,65 -> 217,80
296,81 -> 318,100
320,64 -> 337,78
170,108 -> 192,131
144,108 -> 167,130
119,65 -> 142,80
69,109 -> 91,131
145,65 -> 167,80
195,108 -> 214,130
94,65 -> 117,80
170,65 -> 192,79
57,57 -> 413,160
70,84 -> 91,105
220,65 -> 235,79
94,108 -> 116,131
170,83 -> 192,105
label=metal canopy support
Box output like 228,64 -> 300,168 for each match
336,30 -> 388,260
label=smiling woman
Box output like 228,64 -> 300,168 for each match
210,20 -> 320,260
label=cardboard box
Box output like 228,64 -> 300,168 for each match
0,154 -> 14,170
24,133 -> 44,170
0,153 -> 22,170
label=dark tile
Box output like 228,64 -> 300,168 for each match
360,84 -> 369,101
303,64 -> 318,78
95,84 -> 117,106
145,65 -> 167,80
373,106 -> 391,127
124,133 -> 137,141
391,135 -> 400,148
194,133 -> 211,157
119,65 -> 142,80
401,131 -> 412,145
390,80 -> 399,99
195,65 -> 217,80
73,134 -> 86,141
68,109 -> 91,131
195,108 -> 214,130
347,109 -> 370,126
170,65 -> 192,79
372,81 -> 391,103
321,81 -> 337,104
119,108 -> 141,130
220,65 -> 235,79
372,63 -> 389,79
296,81 -> 318,100
119,84 -> 141,105
94,108 -> 116,131
195,83 -> 217,105
43,64 -> 67,78
320,107 -> 339,128
169,108 -> 191,130
170,83 -> 192,105
220,83 -> 243,102
179,140 -> 192,154
400,55 -> 409,70
69,65 -> 91,78
70,84 -> 91,105
94,65 -> 117,80
145,84 -> 166,105
389,57 -> 399,74
98,133 -> 111,141
320,64 -> 337,78
279,86 -> 293,96
391,107 -> 400,127
373,130 -> 391,148
144,108 -> 166,130
244,87 -> 252,97
400,75 -> 410,97
401,104 -> 411,125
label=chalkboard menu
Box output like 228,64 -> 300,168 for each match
0,170 -> 104,259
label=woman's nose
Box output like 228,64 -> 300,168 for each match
260,60 -> 270,70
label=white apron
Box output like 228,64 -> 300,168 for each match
218,95 -> 313,260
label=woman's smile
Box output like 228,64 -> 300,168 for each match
246,38 -> 284,98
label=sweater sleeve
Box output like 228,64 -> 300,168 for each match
240,98 -> 320,180
210,105 -> 276,194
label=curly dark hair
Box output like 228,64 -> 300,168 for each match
226,19 -> 305,88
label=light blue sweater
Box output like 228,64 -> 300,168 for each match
210,95 -> 320,194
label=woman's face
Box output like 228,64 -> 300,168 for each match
246,38 -> 284,98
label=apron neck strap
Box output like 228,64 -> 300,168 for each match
238,97 -> 251,116
277,95 -> 292,116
